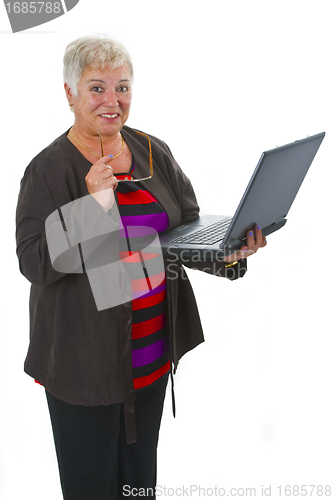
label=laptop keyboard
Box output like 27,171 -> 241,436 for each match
170,217 -> 232,245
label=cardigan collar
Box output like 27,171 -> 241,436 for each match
63,126 -> 183,232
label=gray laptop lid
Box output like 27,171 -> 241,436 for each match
222,132 -> 325,251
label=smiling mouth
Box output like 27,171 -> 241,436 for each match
100,113 -> 118,119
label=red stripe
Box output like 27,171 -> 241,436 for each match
34,380 -> 42,386
119,251 -> 160,263
131,271 -> 165,293
117,190 -> 157,205
133,361 -> 171,390
132,313 -> 166,339
132,289 -> 166,311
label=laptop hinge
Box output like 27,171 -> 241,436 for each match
275,216 -> 286,225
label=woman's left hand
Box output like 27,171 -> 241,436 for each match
223,224 -> 267,264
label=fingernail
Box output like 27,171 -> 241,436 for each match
257,225 -> 261,230
249,231 -> 253,236
109,155 -> 114,158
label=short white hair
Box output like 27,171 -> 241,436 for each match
63,35 -> 133,98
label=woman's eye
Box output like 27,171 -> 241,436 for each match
91,86 -> 103,93
117,85 -> 129,93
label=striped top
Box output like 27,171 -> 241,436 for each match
116,164 -> 170,392
35,162 -> 171,394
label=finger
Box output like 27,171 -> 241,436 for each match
95,154 -> 114,166
99,167 -> 114,180
93,176 -> 118,192
236,246 -> 248,259
224,253 -> 237,263
86,169 -> 113,188
98,174 -> 118,188
223,246 -> 247,263
254,224 -> 263,248
254,225 -> 268,248
90,163 -> 114,176
86,172 -> 118,194
239,246 -> 248,258
105,175 -> 118,191
88,156 -> 114,176
110,176 -> 118,190
246,229 -> 255,253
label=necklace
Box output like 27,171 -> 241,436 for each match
68,128 -> 124,160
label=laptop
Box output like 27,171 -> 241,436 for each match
159,132 -> 325,258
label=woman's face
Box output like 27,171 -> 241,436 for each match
66,64 -> 132,139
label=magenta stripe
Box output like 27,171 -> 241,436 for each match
119,226 -> 157,238
132,337 -> 170,368
121,213 -> 169,233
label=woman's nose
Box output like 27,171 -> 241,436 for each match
103,89 -> 118,107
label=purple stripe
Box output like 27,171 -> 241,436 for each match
132,281 -> 166,300
119,226 -> 157,238
132,337 -> 170,368
121,213 -> 169,234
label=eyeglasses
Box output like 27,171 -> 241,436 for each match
97,130 -> 153,182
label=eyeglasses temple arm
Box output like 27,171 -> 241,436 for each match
97,130 -> 104,157
135,131 -> 153,176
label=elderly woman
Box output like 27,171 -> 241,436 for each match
16,35 -> 266,500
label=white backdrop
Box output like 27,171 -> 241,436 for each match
1,1 -> 333,499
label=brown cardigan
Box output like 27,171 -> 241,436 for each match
16,125 -> 247,442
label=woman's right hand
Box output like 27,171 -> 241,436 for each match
85,156 -> 118,212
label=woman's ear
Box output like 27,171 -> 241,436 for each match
64,84 -> 74,112
64,83 -> 73,104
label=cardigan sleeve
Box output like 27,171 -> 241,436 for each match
16,163 -> 67,286
161,141 -> 248,281
16,161 -> 120,287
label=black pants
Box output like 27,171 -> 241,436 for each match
45,378 -> 168,500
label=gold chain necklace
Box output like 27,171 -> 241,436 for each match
68,128 -> 124,160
